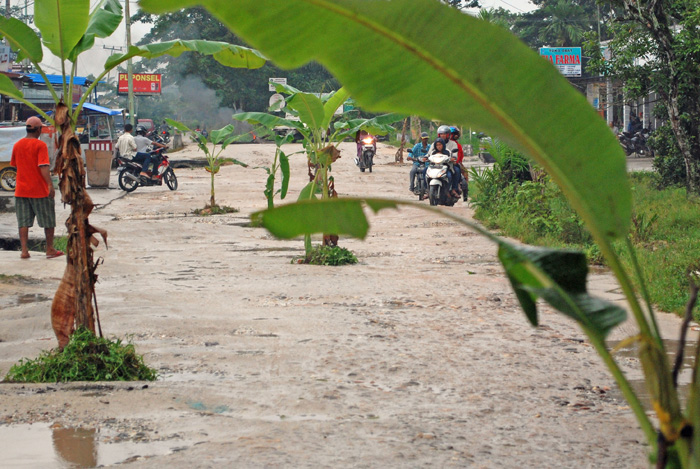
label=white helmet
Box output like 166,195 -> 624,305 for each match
437,125 -> 451,134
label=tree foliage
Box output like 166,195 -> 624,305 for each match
133,7 -> 338,112
586,0 -> 700,194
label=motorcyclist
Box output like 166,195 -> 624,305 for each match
134,126 -> 167,179
427,137 -> 453,191
355,129 -> 377,162
449,126 -> 465,196
409,132 -> 430,193
426,125 -> 459,197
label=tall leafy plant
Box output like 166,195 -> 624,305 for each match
0,0 -> 265,348
166,120 -> 248,209
233,85 -> 400,257
143,0 -> 698,464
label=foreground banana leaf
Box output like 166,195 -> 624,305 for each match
141,0 -> 630,247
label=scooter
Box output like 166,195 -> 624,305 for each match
117,147 -> 178,193
160,130 -> 171,144
407,148 -> 428,198
424,149 -> 461,206
356,135 -> 375,172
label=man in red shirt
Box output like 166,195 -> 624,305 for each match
10,116 -> 63,259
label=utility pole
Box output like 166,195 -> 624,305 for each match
124,0 -> 135,126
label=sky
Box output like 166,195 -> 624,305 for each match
36,0 -> 538,78
474,0 -> 536,14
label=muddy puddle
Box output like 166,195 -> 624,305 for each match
607,338 -> 696,409
0,423 -> 185,467
0,293 -> 51,309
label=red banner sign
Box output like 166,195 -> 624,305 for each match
118,73 -> 162,94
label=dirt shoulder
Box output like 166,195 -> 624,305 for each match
0,141 -> 693,467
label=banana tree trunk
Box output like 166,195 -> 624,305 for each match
50,102 -> 107,349
210,171 -> 216,208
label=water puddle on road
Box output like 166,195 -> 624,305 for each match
606,338 -> 695,409
0,293 -> 52,309
0,424 -> 181,467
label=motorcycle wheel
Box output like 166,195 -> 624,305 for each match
360,167 -> 365,172
428,185 -> 439,206
368,157 -> 373,173
118,170 -> 139,192
0,167 -> 17,191
164,168 -> 178,190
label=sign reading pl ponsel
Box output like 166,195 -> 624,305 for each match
269,77 -> 287,92
539,47 -> 582,77
118,73 -> 162,94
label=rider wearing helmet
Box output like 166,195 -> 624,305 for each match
409,132 -> 431,194
450,126 -> 466,195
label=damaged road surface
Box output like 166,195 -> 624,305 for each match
0,141 -> 686,467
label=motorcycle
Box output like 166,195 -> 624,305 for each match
160,130 -> 171,144
424,149 -> 461,206
355,135 -> 375,172
407,148 -> 428,198
618,130 -> 652,157
117,147 -> 178,192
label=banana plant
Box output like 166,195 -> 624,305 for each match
143,0 -> 697,465
166,119 -> 249,209
0,0 -> 265,348
233,85 -> 401,257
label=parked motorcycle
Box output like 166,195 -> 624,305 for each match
117,147 -> 178,192
356,135 -> 375,172
424,149 -> 461,206
618,130 -> 652,157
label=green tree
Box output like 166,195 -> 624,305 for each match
586,0 -> 700,195
514,0 -> 605,48
132,7 -> 338,112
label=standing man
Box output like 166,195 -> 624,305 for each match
11,116 -> 63,259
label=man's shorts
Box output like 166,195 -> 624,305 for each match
15,196 -> 56,229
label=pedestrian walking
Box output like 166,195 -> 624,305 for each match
10,116 -> 64,259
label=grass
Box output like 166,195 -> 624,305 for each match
294,246 -> 358,266
192,205 -> 239,216
471,171 -> 700,318
3,327 -> 158,383
0,274 -> 30,284
53,235 -> 68,253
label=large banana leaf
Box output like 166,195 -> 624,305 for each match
286,92 -> 325,131
68,0 -> 123,62
232,112 -> 305,132
253,197 -> 626,340
0,17 -> 43,63
321,87 -> 350,130
141,0 -> 631,244
35,0 -> 89,59
104,40 -> 267,70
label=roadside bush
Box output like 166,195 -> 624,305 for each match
649,124 -> 686,189
474,169 -> 700,317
